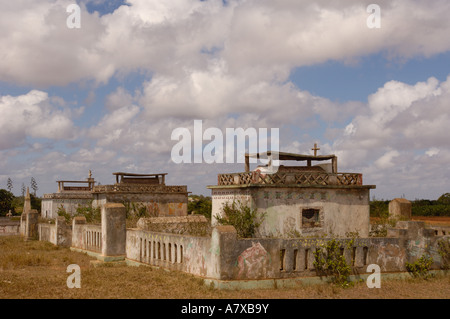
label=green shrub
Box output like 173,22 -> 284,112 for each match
215,201 -> 264,238
56,205 -> 72,223
437,238 -> 450,270
76,204 -> 101,224
57,203 -> 101,224
313,239 -> 352,288
406,255 -> 434,279
369,215 -> 397,237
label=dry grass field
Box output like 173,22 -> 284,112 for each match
411,216 -> 450,227
370,216 -> 450,227
0,236 -> 449,300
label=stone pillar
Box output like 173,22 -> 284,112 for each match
101,203 -> 126,261
389,198 -> 412,220
211,225 -> 237,280
72,217 -> 86,249
20,213 -> 27,236
25,210 -> 39,241
23,188 -> 32,214
55,216 -> 71,247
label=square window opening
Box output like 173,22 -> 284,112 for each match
302,208 -> 320,228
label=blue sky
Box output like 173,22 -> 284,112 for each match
1,0 -> 450,200
292,51 -> 450,103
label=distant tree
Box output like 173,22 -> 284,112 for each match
370,199 -> 389,218
188,195 -> 212,219
6,178 -> 13,193
21,183 -> 26,197
437,193 -> 450,205
30,193 -> 41,213
30,177 -> 38,196
0,189 -> 14,216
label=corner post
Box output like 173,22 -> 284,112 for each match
100,203 -> 126,262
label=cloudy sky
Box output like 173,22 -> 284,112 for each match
0,0 -> 449,200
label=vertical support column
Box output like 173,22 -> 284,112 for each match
297,248 -> 306,271
25,211 -> 39,241
177,244 -> 182,263
332,156 -> 338,174
72,216 -> 86,250
354,246 -> 365,268
306,248 -> 315,270
100,203 -> 126,262
55,216 -> 70,247
211,225 -> 237,280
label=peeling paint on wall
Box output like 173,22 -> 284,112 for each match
236,242 -> 270,279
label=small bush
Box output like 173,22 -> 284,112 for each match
57,205 -> 72,223
437,238 -> 450,270
406,255 -> 434,279
215,201 -> 264,238
313,239 -> 352,288
57,203 -> 101,224
76,204 -> 101,224
369,216 -> 397,237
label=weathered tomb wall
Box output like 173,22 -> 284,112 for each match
93,192 -> 188,217
136,215 -> 210,236
126,228 -> 216,278
41,193 -> 93,219
38,217 -> 72,247
211,186 -> 371,238
0,218 -> 20,236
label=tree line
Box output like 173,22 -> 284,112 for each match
0,177 -> 41,216
5,177 -> 38,196
370,193 -> 450,217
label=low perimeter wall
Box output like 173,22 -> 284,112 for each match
29,203 -> 449,286
38,217 -> 72,247
125,222 -> 448,281
71,217 -> 102,253
0,218 -> 20,236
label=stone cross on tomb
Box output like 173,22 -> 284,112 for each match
311,143 -> 320,156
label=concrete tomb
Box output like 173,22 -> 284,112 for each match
209,150 -> 376,238
41,171 -> 95,219
92,172 -> 188,217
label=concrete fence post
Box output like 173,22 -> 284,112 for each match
100,203 -> 126,262
25,211 -> 39,241
71,216 -> 87,250
55,216 -> 71,247
211,225 -> 237,280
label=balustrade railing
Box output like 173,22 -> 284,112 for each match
217,171 -> 363,186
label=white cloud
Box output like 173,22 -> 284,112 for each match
1,0 -> 450,200
375,150 -> 400,169
0,90 -> 78,150
1,0 -> 450,87
426,148 -> 440,157
331,75 -> 450,198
